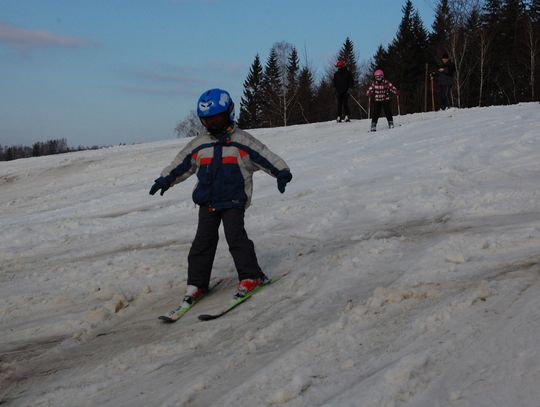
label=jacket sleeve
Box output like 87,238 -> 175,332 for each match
235,130 -> 290,177
387,81 -> 398,95
366,83 -> 374,97
159,139 -> 198,187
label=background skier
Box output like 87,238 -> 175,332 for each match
366,69 -> 399,131
150,88 -> 292,308
333,59 -> 354,123
431,53 -> 455,110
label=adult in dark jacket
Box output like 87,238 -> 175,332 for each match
432,53 -> 455,110
333,60 -> 354,122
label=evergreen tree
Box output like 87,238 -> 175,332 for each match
314,77 -> 335,122
295,66 -> 316,123
502,0 -> 528,102
338,37 -> 359,88
482,0 -> 528,103
285,47 -> 301,124
531,0 -> 540,23
430,0 -> 453,59
464,6 -> 484,107
261,47 -> 283,127
238,54 -> 265,129
386,1 -> 429,113
372,45 -> 389,72
337,37 -> 361,118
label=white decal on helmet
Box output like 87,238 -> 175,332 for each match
198,101 -> 213,112
219,92 -> 230,107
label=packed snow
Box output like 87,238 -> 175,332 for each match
1,103 -> 540,407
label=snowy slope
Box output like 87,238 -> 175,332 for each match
1,103 -> 540,407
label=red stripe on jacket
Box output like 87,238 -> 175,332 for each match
222,156 -> 238,165
199,156 -> 239,165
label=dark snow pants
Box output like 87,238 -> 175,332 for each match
371,101 -> 393,125
437,84 -> 452,110
187,206 -> 263,289
336,92 -> 350,119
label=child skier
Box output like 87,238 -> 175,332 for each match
150,88 -> 292,309
366,69 -> 399,131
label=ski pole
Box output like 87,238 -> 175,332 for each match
368,98 -> 371,119
348,92 -> 368,116
397,95 -> 401,116
430,75 -> 435,111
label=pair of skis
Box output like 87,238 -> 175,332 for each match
158,273 -> 287,323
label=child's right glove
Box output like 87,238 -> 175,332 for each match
276,170 -> 293,193
149,176 -> 173,196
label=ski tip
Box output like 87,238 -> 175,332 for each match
158,315 -> 176,323
198,314 -> 219,321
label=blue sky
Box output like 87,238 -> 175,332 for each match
0,0 -> 436,147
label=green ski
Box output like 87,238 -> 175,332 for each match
159,279 -> 223,323
198,273 -> 288,321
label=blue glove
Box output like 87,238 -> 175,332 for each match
276,170 -> 292,193
149,176 -> 172,196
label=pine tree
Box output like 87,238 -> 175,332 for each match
285,47 -> 301,124
314,77 -> 335,122
238,54 -> 265,129
464,6 -> 484,107
531,0 -> 540,23
261,47 -> 283,127
295,66 -> 316,123
483,0 -> 528,103
430,0 -> 453,59
386,1 -> 429,113
338,37 -> 359,88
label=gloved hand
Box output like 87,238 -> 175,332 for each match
149,176 -> 171,196
276,170 -> 293,194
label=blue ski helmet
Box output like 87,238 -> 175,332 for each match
196,88 -> 235,122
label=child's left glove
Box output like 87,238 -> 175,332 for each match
276,170 -> 293,193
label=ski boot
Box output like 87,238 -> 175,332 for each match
337,116 -> 342,123
182,285 -> 205,306
388,121 -> 394,129
344,115 -> 350,122
370,122 -> 377,132
234,275 -> 269,299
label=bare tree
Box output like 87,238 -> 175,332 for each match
271,41 -> 299,126
478,27 -> 493,106
524,17 -> 539,101
175,110 -> 204,138
446,0 -> 480,108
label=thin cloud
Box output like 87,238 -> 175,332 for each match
119,84 -> 198,97
205,61 -> 246,78
137,71 -> 205,85
0,22 -> 97,51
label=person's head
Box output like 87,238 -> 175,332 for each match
374,69 -> 384,81
336,59 -> 346,69
196,88 -> 235,135
442,53 -> 449,62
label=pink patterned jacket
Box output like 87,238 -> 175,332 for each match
367,80 -> 399,102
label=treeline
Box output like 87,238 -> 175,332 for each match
237,0 -> 540,128
0,139 -> 104,161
